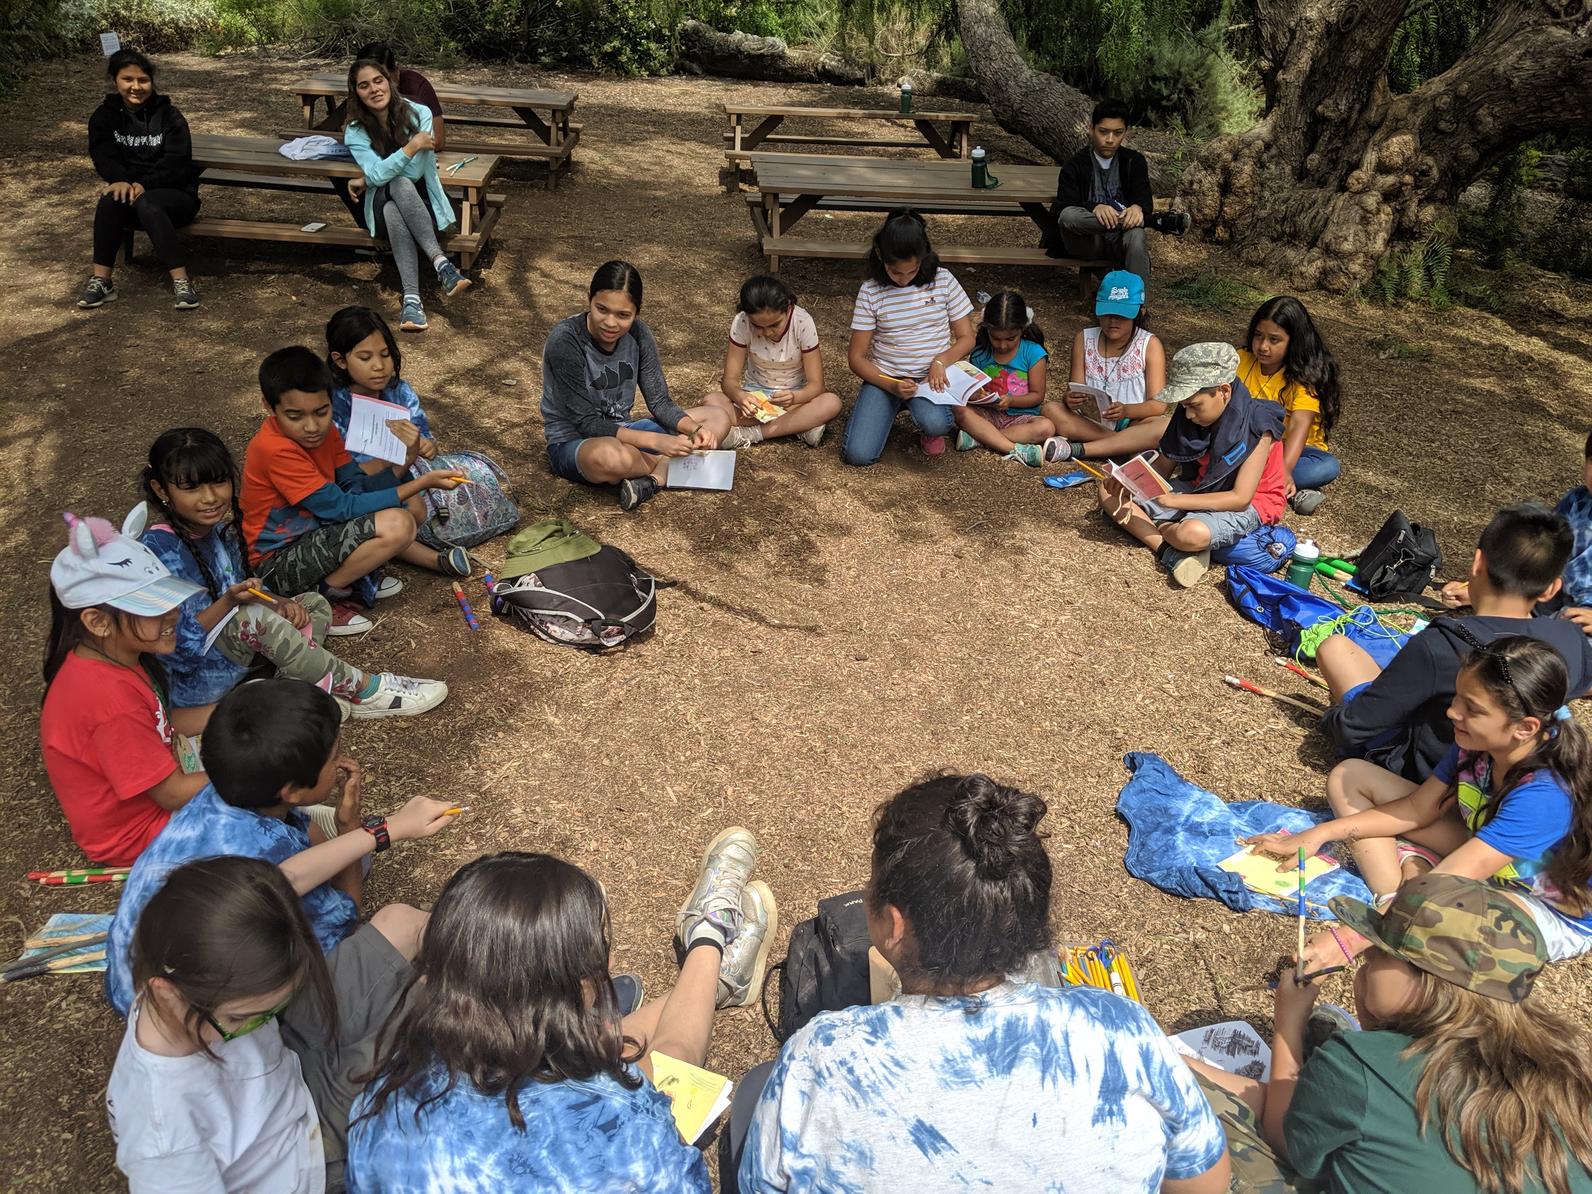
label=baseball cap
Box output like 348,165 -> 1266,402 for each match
1154,341 -> 1239,406
1329,872 -> 1547,1004
1095,270 -> 1144,318
49,512 -> 204,616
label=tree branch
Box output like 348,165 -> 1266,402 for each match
954,0 -> 1092,162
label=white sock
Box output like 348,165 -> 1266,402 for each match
747,427 -> 764,444
432,255 -> 449,271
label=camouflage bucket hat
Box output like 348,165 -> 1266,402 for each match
1329,873 -> 1547,1003
1154,341 -> 1239,406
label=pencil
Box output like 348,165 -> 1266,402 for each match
245,588 -> 277,604
1273,657 -> 1330,691
25,867 -> 129,880
1070,458 -> 1110,483
1116,953 -> 1141,1002
443,805 -> 470,816
450,582 -> 480,632
21,930 -> 109,950
1,949 -> 106,982
6,934 -> 108,973
34,873 -> 125,886
1296,847 -> 1307,980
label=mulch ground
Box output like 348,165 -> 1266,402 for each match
2,51 -> 1590,1187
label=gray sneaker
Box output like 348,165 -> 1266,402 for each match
718,880 -> 777,1009
721,425 -> 759,450
676,826 -> 759,946
797,422 -> 827,448
77,276 -> 116,309
435,258 -> 472,298
399,298 -> 428,332
172,278 -> 200,309
1290,488 -> 1326,516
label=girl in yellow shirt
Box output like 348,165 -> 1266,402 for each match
1238,296 -> 1342,514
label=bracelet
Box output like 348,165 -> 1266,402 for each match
361,815 -> 391,854
1329,926 -> 1357,965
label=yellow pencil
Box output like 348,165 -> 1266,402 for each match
1071,458 -> 1110,483
443,805 -> 471,816
246,588 -> 277,604
1117,954 -> 1140,1002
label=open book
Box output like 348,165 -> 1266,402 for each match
1218,843 -> 1340,901
1070,382 -> 1114,424
744,389 -> 786,424
650,1052 -> 733,1144
910,360 -> 996,407
1109,452 -> 1174,503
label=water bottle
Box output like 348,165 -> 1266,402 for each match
898,77 -> 913,113
972,146 -> 988,188
1287,538 -> 1321,589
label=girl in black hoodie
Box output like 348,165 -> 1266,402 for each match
82,50 -> 201,310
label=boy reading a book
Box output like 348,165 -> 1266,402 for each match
1318,503 -> 1592,782
1097,342 -> 1286,588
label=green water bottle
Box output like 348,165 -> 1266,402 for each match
899,78 -> 913,113
1286,538 -> 1321,590
972,145 -> 988,188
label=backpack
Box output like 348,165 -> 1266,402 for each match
413,451 -> 520,550
489,519 -> 656,651
1348,511 -> 1442,604
1211,523 -> 1296,573
761,890 -> 872,1043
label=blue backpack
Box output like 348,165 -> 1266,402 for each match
1227,564 -> 1410,666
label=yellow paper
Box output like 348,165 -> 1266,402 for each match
650,1051 -> 733,1144
745,390 -> 785,424
1219,843 -> 1338,899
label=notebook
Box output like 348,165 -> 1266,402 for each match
650,1052 -> 733,1144
666,451 -> 736,491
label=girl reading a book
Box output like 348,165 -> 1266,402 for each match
734,773 -> 1231,1193
704,274 -> 842,450
1252,635 -> 1592,972
346,836 -> 777,1192
841,209 -> 977,466
1097,341 -> 1285,589
951,291 -> 1055,467
1041,270 -> 1170,465
1238,296 -> 1343,515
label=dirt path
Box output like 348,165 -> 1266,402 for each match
2,52 -> 1590,1186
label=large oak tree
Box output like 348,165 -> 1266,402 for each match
957,0 -> 1592,290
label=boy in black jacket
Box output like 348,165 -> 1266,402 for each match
1318,503 -> 1592,782
1047,99 -> 1184,282
81,50 -> 202,311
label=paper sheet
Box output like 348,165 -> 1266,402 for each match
666,451 -> 736,491
650,1052 -> 733,1144
1170,1021 -> 1272,1082
745,390 -> 786,424
1218,843 -> 1340,901
911,361 -> 995,406
344,393 -> 412,465
100,31 -> 121,55
1070,382 -> 1114,424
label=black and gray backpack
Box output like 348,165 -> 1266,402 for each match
489,519 -> 657,651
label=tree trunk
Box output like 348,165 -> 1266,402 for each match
954,0 -> 1093,162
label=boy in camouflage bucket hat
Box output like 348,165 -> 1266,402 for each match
1328,871 -> 1547,1003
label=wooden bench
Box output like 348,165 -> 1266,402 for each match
720,103 -> 982,190
185,194 -> 505,260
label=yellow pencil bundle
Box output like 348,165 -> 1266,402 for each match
1061,940 -> 1141,1003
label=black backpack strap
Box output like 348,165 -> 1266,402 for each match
760,959 -> 785,1043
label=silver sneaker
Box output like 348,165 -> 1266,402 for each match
718,880 -> 777,1009
676,826 -> 759,945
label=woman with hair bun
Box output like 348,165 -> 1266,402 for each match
733,772 -> 1232,1193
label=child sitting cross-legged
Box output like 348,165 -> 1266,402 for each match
951,290 -> 1055,467
1097,341 -> 1286,589
139,427 -> 447,730
105,677 -> 459,1019
107,854 -> 432,1194
241,346 -> 470,635
1184,874 -> 1592,1194
346,832 -> 777,1191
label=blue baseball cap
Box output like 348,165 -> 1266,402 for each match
1095,270 -> 1145,318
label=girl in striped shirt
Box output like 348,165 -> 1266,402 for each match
841,210 -> 977,466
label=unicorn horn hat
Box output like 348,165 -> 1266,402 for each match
49,512 -> 204,615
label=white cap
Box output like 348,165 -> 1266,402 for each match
49,512 -> 204,615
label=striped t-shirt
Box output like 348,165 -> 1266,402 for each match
851,270 -> 974,379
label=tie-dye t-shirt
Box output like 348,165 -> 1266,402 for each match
346,1063 -> 709,1193
1556,485 -> 1592,607
739,981 -> 1225,1192
970,338 -> 1048,414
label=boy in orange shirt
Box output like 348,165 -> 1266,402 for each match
241,346 -> 467,635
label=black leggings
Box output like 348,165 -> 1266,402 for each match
92,188 -> 200,271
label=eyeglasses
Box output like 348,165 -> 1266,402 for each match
204,994 -> 294,1042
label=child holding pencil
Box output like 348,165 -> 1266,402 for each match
139,427 -> 448,730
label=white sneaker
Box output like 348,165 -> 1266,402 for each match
375,575 -> 404,600
721,425 -> 760,450
797,423 -> 827,448
718,880 -> 778,1009
676,827 -> 759,945
349,674 -> 449,718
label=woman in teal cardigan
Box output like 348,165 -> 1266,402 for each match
344,58 -> 472,332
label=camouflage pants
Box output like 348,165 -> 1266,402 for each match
217,592 -> 367,699
1193,1074 -> 1325,1194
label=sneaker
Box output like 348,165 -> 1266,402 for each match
611,973 -> 646,1016
717,880 -> 778,1010
676,826 -> 760,946
619,475 -> 660,511
1003,443 -> 1044,467
172,278 -> 200,309
327,601 -> 374,636
955,430 -> 978,452
333,696 -> 353,723
797,422 -> 827,448
438,547 -> 471,577
349,673 -> 449,718
721,425 -> 759,450
920,434 -> 948,457
375,575 -> 404,600
77,277 -> 116,309
1148,209 -> 1191,236
399,299 -> 428,332
1290,488 -> 1326,516
1042,437 -> 1075,463
435,258 -> 472,298
1169,548 -> 1212,588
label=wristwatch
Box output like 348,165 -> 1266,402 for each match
361,815 -> 391,853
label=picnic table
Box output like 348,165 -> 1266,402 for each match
177,134 -> 504,269
720,102 -> 980,190
745,153 -> 1111,280
289,74 -> 579,187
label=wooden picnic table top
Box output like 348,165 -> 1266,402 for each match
751,153 -> 1057,204
192,133 -> 500,189
289,74 -> 577,112
724,102 -> 979,122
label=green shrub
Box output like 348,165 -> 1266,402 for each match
1370,235 -> 1453,307
1165,269 -> 1265,313
1133,13 -> 1260,137
1459,147 -> 1538,267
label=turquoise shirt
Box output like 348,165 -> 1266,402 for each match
343,100 -> 454,237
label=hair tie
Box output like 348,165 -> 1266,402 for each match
1555,706 -> 1573,722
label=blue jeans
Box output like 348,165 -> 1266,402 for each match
1292,447 -> 1341,490
546,419 -> 667,484
841,383 -> 956,467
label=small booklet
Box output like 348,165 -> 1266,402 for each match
1109,452 -> 1173,503
744,390 -> 786,424
344,393 -> 412,465
666,450 -> 736,491
650,1052 -> 733,1144
1069,382 -> 1114,424
1218,842 -> 1340,901
910,361 -> 996,407
1170,1021 -> 1272,1082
